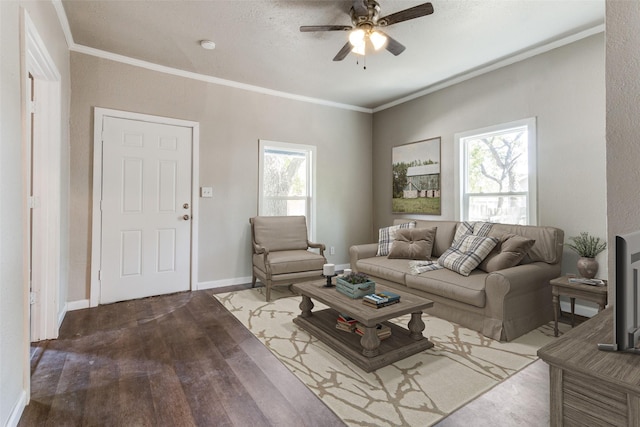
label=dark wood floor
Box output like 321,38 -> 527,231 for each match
19,287 -> 345,426
20,285 -> 567,426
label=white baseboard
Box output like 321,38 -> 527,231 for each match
69,269 -> 355,303
197,276 -> 253,290
58,304 -> 67,328
66,299 -> 90,311
6,390 -> 27,427
197,265 -> 350,290
559,297 -> 600,318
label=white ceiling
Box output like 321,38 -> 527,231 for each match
60,0 -> 604,110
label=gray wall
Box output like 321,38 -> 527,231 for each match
0,2 -> 25,421
606,1 -> 640,302
68,52 -> 373,301
1,0 -> 70,423
372,34 -> 606,278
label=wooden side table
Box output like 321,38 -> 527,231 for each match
550,275 -> 608,337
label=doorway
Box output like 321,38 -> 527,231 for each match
91,109 -> 200,305
23,10 -> 63,344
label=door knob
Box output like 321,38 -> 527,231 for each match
183,214 -> 190,220
183,203 -> 189,209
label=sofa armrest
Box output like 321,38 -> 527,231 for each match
485,262 -> 560,317
349,243 -> 379,271
308,241 -> 326,256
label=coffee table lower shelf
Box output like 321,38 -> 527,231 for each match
293,308 -> 434,372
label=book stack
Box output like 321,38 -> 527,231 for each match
355,323 -> 392,340
335,314 -> 358,332
568,277 -> 606,286
362,291 -> 401,308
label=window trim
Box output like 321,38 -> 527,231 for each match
454,118 -> 538,225
258,139 -> 317,240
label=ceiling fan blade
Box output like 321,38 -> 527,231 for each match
333,42 -> 353,61
300,25 -> 352,32
380,32 -> 406,56
378,2 -> 434,27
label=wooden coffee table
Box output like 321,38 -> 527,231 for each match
291,279 -> 434,372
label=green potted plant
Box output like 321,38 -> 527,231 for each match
565,232 -> 607,279
340,272 -> 370,284
336,272 -> 376,298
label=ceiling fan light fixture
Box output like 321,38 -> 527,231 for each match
348,29 -> 365,48
351,42 -> 366,56
370,30 -> 387,50
349,28 -> 366,56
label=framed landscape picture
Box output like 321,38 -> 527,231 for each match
392,137 -> 441,215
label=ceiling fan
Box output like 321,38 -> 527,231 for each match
300,0 -> 434,61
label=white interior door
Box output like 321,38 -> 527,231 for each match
100,116 -> 193,304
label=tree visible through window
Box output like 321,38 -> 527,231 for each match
258,140 -> 316,236
457,118 -> 537,225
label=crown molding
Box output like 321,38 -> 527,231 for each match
373,24 -> 605,113
52,1 -> 603,115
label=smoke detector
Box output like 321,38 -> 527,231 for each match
200,40 -> 216,50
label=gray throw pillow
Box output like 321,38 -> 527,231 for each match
388,227 -> 437,260
376,221 -> 416,256
478,233 -> 535,273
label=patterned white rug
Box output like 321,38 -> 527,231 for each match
214,287 -> 563,427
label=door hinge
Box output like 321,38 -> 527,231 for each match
30,291 -> 37,305
28,100 -> 37,115
98,270 -> 101,280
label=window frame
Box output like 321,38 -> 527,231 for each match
454,118 -> 538,225
258,139 -> 317,240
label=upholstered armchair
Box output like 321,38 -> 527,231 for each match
250,216 -> 327,301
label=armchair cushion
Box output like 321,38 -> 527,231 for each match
253,250 -> 326,275
252,216 -> 309,251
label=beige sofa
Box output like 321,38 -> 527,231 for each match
349,219 -> 564,341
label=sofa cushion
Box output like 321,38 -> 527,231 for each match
491,224 -> 563,264
438,235 -> 499,276
376,221 -> 416,256
388,227 -> 437,260
478,233 -> 535,273
355,257 -> 411,284
394,220 -> 458,257
405,268 -> 487,308
253,250 -> 325,275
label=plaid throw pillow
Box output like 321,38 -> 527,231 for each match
452,221 -> 494,245
473,221 -> 494,237
452,221 -> 475,245
376,221 -> 416,256
438,234 -> 499,276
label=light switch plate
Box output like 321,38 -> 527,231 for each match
201,186 -> 213,198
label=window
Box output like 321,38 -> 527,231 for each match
455,118 -> 537,225
258,140 -> 316,237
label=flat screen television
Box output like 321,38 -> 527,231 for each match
598,230 -> 640,353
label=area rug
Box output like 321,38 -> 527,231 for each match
214,287 -> 563,427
